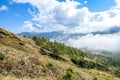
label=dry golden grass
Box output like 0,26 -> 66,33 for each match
0,44 -> 120,80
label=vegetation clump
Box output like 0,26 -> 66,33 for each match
0,53 -> 4,61
71,58 -> 108,71
61,68 -> 79,80
33,36 -> 85,58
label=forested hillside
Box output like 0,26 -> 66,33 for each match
32,36 -> 120,78
0,28 -> 120,80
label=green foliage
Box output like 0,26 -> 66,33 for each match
33,36 -> 85,58
33,36 -> 109,71
49,53 -> 66,61
104,76 -> 114,80
71,58 -> 108,71
85,51 -> 120,67
33,36 -> 47,46
0,53 -> 4,61
113,68 -> 120,77
107,56 -> 120,67
93,77 -> 98,80
61,68 -> 79,80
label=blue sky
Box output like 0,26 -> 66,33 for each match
0,0 -> 116,33
0,0 -> 120,52
0,0 -> 33,33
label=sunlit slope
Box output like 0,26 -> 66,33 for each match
0,28 -> 119,80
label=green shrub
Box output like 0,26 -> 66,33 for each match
105,76 -> 113,80
114,68 -> 120,77
93,77 -> 98,80
61,68 -> 79,80
71,58 -> 108,71
0,53 -> 4,61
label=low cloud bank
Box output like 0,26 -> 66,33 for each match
64,32 -> 120,52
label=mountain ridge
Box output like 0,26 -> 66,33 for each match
18,26 -> 120,38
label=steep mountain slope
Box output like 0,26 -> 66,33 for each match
0,28 -> 39,53
0,28 -> 120,80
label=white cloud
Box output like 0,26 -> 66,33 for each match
20,21 -> 42,32
84,1 -> 87,4
13,0 -> 82,30
12,0 -> 120,33
66,33 -> 120,52
12,0 -> 120,52
114,0 -> 120,8
0,5 -> 8,11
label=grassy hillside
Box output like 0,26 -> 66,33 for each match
0,28 -> 120,80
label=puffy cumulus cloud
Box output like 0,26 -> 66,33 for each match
0,5 -> 8,11
114,0 -> 120,8
12,0 -> 120,52
12,0 -> 120,33
66,10 -> 120,34
13,0 -> 86,31
66,33 -> 120,52
20,21 -> 42,32
31,0 -> 82,29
